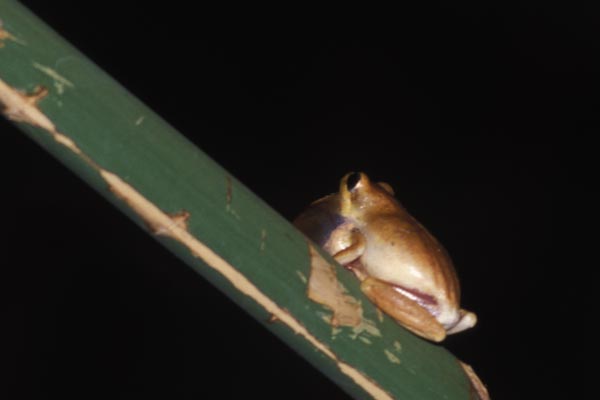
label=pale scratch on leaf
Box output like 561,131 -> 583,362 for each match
316,311 -> 332,325
260,228 -> 267,251
225,175 -> 241,219
331,327 -> 342,338
295,270 -> 307,284
53,56 -> 76,69
0,21 -> 26,47
135,116 -> 145,126
32,62 -> 74,94
351,316 -> 382,339
358,336 -> 372,345
375,308 -> 385,323
384,349 -> 401,364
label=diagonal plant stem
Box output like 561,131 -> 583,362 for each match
0,1 -> 478,399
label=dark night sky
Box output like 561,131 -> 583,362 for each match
2,2 -> 584,399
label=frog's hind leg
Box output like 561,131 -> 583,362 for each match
361,277 -> 447,342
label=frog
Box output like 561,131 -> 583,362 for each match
294,172 -> 477,342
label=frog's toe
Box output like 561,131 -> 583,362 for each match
447,309 -> 477,334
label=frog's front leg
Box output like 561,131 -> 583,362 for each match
331,229 -> 366,264
360,277 -> 447,342
330,229 -> 369,280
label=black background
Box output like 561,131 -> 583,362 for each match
2,1 -> 583,399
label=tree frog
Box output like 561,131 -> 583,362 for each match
294,172 -> 477,342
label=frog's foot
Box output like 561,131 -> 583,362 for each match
360,277 -> 447,342
447,309 -> 477,334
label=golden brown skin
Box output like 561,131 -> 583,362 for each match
294,172 -> 477,342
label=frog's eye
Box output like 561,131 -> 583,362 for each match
346,172 -> 362,191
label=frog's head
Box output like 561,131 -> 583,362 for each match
339,172 -> 400,220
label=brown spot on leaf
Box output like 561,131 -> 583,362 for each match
306,244 -> 363,327
0,84 -> 49,125
0,80 -> 89,160
459,361 -> 491,400
226,175 -> 232,206
150,210 -> 191,236
224,175 -> 240,219
0,24 -> 14,47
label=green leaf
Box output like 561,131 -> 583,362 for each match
1,1 -> 478,398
